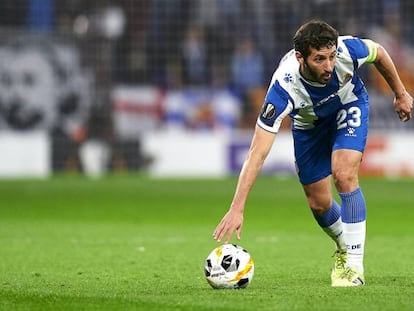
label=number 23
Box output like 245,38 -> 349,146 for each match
336,107 -> 361,129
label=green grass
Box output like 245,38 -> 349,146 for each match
0,175 -> 413,310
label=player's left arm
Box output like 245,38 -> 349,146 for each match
364,39 -> 413,122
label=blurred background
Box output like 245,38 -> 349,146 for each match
0,0 -> 413,178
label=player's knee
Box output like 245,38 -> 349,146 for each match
307,196 -> 331,215
333,169 -> 358,191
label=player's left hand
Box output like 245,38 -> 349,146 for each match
394,90 -> 413,122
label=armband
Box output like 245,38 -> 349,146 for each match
362,39 -> 377,63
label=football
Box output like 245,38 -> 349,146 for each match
204,244 -> 254,289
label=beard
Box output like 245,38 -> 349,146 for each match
303,61 -> 332,84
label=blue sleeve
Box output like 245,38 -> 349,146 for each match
343,37 -> 370,61
258,81 -> 292,129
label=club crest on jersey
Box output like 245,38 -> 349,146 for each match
261,103 -> 276,119
341,73 -> 352,85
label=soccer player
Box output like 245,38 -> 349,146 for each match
212,20 -> 413,287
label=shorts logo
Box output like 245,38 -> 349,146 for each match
261,103 -> 276,119
345,127 -> 357,137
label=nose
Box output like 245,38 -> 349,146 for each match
325,59 -> 334,72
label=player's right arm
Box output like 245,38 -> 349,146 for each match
213,125 -> 276,243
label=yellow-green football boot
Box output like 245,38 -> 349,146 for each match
333,266 -> 365,287
331,249 -> 347,287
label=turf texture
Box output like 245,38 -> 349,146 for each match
0,175 -> 413,310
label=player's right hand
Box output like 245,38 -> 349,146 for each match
212,209 -> 244,243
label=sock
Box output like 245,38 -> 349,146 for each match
342,221 -> 366,273
340,188 -> 367,273
312,200 -> 346,250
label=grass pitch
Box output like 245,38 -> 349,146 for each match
0,174 -> 413,310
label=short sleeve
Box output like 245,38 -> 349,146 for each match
256,81 -> 293,133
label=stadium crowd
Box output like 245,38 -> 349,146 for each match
0,0 -> 413,135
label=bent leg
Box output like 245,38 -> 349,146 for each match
302,176 -> 346,250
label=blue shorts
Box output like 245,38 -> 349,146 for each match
293,92 -> 369,185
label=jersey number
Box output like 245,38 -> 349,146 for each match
336,107 -> 361,129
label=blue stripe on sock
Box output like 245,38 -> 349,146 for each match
339,187 -> 367,223
313,200 -> 341,228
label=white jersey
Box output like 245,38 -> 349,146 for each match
257,36 -> 377,133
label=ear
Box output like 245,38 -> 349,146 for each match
295,51 -> 304,65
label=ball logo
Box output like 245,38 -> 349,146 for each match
261,103 -> 276,119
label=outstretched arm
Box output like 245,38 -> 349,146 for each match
373,43 -> 413,121
213,125 -> 276,243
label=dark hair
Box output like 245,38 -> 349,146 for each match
293,20 -> 339,59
